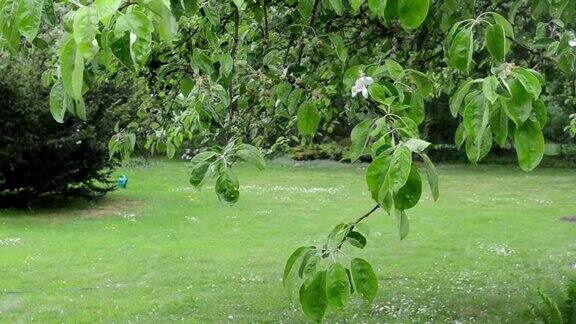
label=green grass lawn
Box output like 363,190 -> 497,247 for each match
0,159 -> 575,322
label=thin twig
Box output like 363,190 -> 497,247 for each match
226,7 -> 241,137
336,204 -> 380,250
262,0 -> 269,53
352,204 -> 380,225
296,0 -> 320,66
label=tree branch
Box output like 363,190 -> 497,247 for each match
353,204 -> 380,225
227,7 -> 241,134
336,204 -> 380,250
262,0 -> 269,53
296,0 -> 320,66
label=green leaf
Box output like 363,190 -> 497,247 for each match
213,84 -> 231,107
387,145 -> 412,192
299,271 -> 327,322
465,126 -> 493,163
449,79 -> 475,117
299,252 -> 320,280
485,23 -> 507,62
94,0 -> 122,21
148,0 -> 177,43
202,6 -> 219,26
116,10 -> 154,66
189,150 -> 217,167
298,0 -> 313,20
16,0 -> 43,42
274,81 -> 292,103
42,0 -> 57,27
182,0 -> 198,15
383,0 -> 398,26
514,119 -> 544,171
491,12 -> 514,39
74,98 -> 87,120
421,153 -> 439,201
368,83 -> 391,104
513,67 -> 542,98
236,144 -> 266,170
283,246 -> 313,286
329,34 -> 348,62
189,162 -> 210,187
367,0 -> 386,18
350,258 -> 378,302
454,123 -> 467,148
406,69 -> 433,96
287,88 -> 303,114
532,99 -> 547,128
72,46 -> 85,100
351,0 -> 365,11
377,179 -> 394,213
448,27 -> 474,73
111,32 -> 134,69
366,155 -> 391,202
166,142 -> 176,158
59,36 -> 84,100
329,0 -> 344,15
49,80 -> 67,123
396,209 -> 409,240
218,52 -> 233,78
126,133 -> 136,151
343,65 -> 365,89
348,119 -> 373,162
404,138 -> 430,153
215,167 -> 240,205
383,59 -> 404,79
232,0 -> 244,9
59,36 -> 75,97
297,101 -> 321,137
490,105 -> 509,147
394,163 -> 422,210
326,223 -> 350,248
181,77 -> 195,96
502,79 -> 533,127
192,50 -> 214,75
397,0 -> 429,30
325,263 -> 350,309
73,7 -> 99,58
463,93 -> 489,141
345,231 -> 367,249
482,75 -> 499,104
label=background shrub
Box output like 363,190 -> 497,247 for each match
0,50 -> 146,206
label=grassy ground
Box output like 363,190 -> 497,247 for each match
0,159 -> 575,322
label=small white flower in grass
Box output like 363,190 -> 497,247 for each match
351,74 -> 374,98
0,237 -> 23,246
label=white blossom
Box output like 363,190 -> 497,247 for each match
569,31 -> 576,47
351,74 -> 374,98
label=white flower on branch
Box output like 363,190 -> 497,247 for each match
351,74 -> 374,98
569,31 -> 576,47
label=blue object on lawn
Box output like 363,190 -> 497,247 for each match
118,175 -> 128,189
